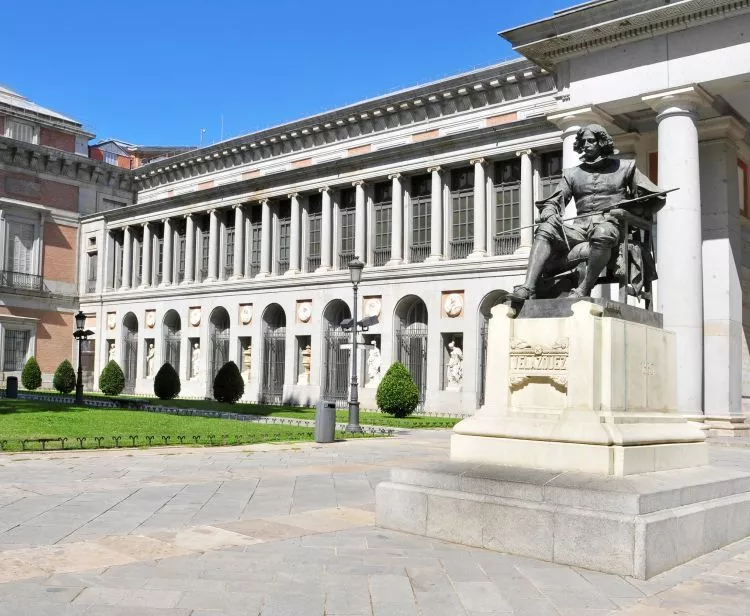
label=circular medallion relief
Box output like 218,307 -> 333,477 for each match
145,312 -> 156,328
364,297 -> 381,318
189,308 -> 201,327
443,293 -> 464,318
107,313 -> 116,330
297,302 -> 312,323
240,305 -> 253,325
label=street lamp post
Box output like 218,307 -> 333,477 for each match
73,311 -> 94,405
346,256 -> 365,433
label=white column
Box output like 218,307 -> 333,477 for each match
232,204 -> 244,279
121,226 -> 132,290
258,199 -> 271,278
288,193 -> 301,275
318,187 -> 332,271
643,86 -> 712,416
141,222 -> 151,287
183,213 -> 195,284
160,218 -> 173,286
388,173 -> 403,265
426,166 -> 443,262
469,158 -> 487,259
516,150 -> 534,254
206,209 -> 219,282
354,180 -> 366,261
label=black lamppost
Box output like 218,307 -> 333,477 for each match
73,310 -> 93,404
346,256 -> 365,433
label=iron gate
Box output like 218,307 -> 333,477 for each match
164,330 -> 181,374
122,329 -> 138,394
478,320 -> 489,407
323,329 -> 350,407
261,328 -> 286,404
81,339 -> 95,390
396,324 -> 428,408
209,332 -> 229,389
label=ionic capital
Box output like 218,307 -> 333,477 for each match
427,166 -> 442,174
515,149 -> 534,158
288,192 -> 299,199
470,158 -> 486,166
318,186 -> 331,194
388,173 -> 402,181
352,180 -> 365,187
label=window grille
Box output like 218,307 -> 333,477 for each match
494,159 -> 521,256
199,228 -> 209,281
450,193 -> 473,259
410,174 -> 431,263
373,181 -> 392,266
156,237 -> 164,284
3,329 -> 30,371
225,227 -> 235,277
176,233 -> 186,283
277,200 -> 291,273
86,252 -> 98,293
249,221 -> 262,277
4,119 -> 38,145
339,189 -> 355,268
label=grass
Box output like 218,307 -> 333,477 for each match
18,390 -> 461,429
0,399 -> 372,452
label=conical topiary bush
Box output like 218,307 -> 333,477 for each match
213,361 -> 244,403
53,359 -> 76,394
21,356 -> 42,391
376,361 -> 420,418
99,360 -> 125,396
154,362 -> 181,400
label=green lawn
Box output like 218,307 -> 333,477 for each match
0,399 -> 371,452
19,390 -> 461,429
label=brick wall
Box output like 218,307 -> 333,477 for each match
42,222 -> 78,283
40,127 -> 76,153
0,169 -> 78,211
0,306 -> 74,373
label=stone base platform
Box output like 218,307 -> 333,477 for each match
376,460 -> 750,579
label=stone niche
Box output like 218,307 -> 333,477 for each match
377,299 -> 750,579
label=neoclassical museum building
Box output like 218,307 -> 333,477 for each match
77,0 -> 750,425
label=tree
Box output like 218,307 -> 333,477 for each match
99,360 -> 125,396
21,356 -> 42,391
213,361 -> 244,403
376,362 -> 420,418
53,359 -> 76,394
154,362 -> 181,400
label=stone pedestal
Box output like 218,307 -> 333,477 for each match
452,299 -> 706,476
377,299 -> 750,578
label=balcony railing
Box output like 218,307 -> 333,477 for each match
307,255 -> 321,271
494,235 -> 520,255
449,238 -> 473,260
338,251 -> 355,269
372,247 -> 390,267
278,259 -> 289,274
410,244 -> 430,264
0,270 -> 43,292
248,263 -> 260,277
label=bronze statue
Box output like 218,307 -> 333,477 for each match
511,124 -> 666,303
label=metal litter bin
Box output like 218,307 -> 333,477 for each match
5,376 -> 18,399
315,400 -> 336,443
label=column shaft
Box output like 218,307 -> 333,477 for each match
469,158 -> 487,258
517,150 -> 534,253
233,205 -> 244,278
388,174 -> 403,265
288,193 -> 301,274
184,214 -> 195,283
141,223 -> 152,287
319,188 -> 332,270
259,199 -> 271,276
121,227 -> 132,290
161,218 -> 173,285
427,167 -> 443,261
207,209 -> 219,281
354,181 -> 366,261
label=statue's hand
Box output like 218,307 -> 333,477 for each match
605,208 -> 626,223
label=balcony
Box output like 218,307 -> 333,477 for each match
494,235 -> 520,255
338,251 -> 355,269
449,238 -> 473,260
278,259 -> 289,274
410,244 -> 430,264
372,247 -> 390,267
307,255 -> 321,271
0,269 -> 43,292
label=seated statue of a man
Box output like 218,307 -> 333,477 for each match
512,123 -> 665,301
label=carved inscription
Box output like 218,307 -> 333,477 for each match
509,338 -> 569,392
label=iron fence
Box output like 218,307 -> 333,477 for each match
307,255 -> 321,271
338,251 -> 355,269
494,235 -> 520,255
410,244 -> 430,263
0,270 -> 43,292
449,238 -> 473,259
372,248 -> 390,267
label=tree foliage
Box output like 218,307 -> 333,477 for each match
53,359 -> 76,394
154,362 -> 181,400
376,362 -> 420,418
21,356 -> 42,391
213,361 -> 244,403
99,360 -> 125,396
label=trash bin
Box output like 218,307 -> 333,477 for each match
5,376 -> 18,399
315,400 -> 336,443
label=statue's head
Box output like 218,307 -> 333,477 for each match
573,124 -> 615,161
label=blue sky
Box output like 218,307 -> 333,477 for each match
5,1 -> 571,146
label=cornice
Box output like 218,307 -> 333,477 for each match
133,60 -> 556,190
501,0 -> 750,70
0,136 -> 135,192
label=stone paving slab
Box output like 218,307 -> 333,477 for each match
1,431 -> 750,614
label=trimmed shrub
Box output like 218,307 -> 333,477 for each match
21,356 -> 42,391
99,360 -> 125,396
154,362 -> 181,400
376,362 -> 420,418
213,361 -> 244,403
53,359 -> 76,394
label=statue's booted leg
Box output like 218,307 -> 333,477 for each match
570,222 -> 619,298
512,235 -> 553,300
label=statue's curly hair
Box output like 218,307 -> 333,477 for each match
573,124 -> 615,157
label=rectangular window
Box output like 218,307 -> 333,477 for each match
307,193 -> 322,271
4,119 -> 39,145
373,181 -> 392,266
339,188 -> 355,268
494,159 -> 521,255
200,229 -> 209,280
249,208 -> 262,277
86,252 -> 98,293
156,237 -> 164,284
225,227 -> 235,276
3,329 -> 30,371
410,174 -> 431,263
176,233 -> 186,283
132,241 -> 141,287
450,167 -> 474,259
104,151 -> 118,165
277,200 -> 291,273
7,221 -> 35,274
540,151 -> 563,200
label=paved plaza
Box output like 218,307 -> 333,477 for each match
1,430 -> 749,615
